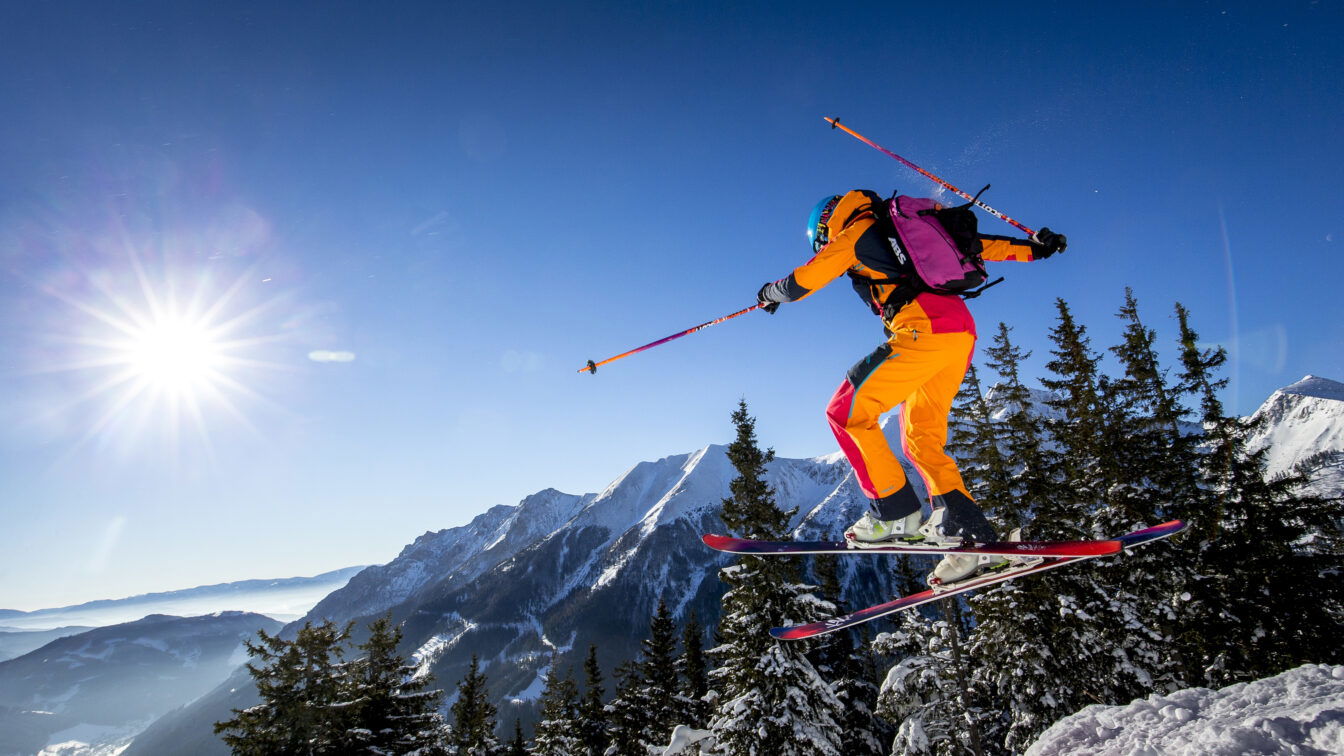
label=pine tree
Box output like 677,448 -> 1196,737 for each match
968,298 -> 1162,752
575,646 -> 607,756
448,654 -> 498,756
532,665 -> 581,756
215,620 -> 353,755
947,361 -> 1013,517
640,597 -> 683,745
603,660 -> 648,756
677,611 -> 710,728
707,399 -> 845,756
980,322 -> 1055,528
1172,303 -> 1344,686
505,719 -> 528,756
875,603 -> 983,756
810,553 -> 885,756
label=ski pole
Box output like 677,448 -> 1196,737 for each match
824,117 -> 1037,237
580,304 -> 762,374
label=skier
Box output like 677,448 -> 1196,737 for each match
756,191 -> 1067,585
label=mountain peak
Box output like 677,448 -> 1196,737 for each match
1278,375 -> 1344,402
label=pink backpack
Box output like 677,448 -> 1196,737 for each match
884,194 -> 991,296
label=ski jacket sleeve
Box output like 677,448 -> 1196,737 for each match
979,233 -> 1044,262
759,192 -> 877,304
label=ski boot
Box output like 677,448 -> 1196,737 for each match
922,491 -> 1011,589
844,509 -> 925,548
845,484 -> 923,549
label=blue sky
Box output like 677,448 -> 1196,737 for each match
2,1 -> 1340,609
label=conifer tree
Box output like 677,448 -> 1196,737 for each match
707,400 -> 845,755
505,719 -> 528,756
875,604 -> 983,756
215,620 -> 353,755
603,660 -> 648,756
640,597 -> 683,742
810,552 -> 885,756
677,611 -> 710,727
980,323 -> 1055,527
947,362 -> 1012,513
575,645 -> 607,756
448,654 -> 498,756
1172,303 -> 1344,685
532,666 -> 581,756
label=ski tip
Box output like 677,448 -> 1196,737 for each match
702,533 -> 733,550
769,625 -> 813,641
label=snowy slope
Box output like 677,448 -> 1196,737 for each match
1026,664 -> 1344,755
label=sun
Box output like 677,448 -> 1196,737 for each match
35,253 -> 292,453
121,314 -> 228,396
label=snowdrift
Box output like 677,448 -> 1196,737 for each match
1026,664 -> 1344,755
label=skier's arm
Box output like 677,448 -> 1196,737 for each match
758,218 -> 870,305
979,227 -> 1067,262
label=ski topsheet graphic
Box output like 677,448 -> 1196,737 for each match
757,520 -> 1187,640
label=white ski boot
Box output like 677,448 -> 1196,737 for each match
845,510 -> 924,548
927,527 -> 1044,591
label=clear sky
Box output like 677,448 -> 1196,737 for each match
2,1 -> 1340,610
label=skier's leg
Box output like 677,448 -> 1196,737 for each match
828,335 -> 945,542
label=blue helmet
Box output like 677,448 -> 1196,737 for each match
807,195 -> 842,253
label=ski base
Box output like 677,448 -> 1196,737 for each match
769,520 -> 1188,640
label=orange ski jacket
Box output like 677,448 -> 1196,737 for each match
763,190 -> 1044,337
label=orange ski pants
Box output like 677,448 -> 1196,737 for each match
825,329 -> 974,505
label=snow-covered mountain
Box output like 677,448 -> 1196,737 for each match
126,440 -> 904,755
0,566 -> 367,631
123,376 -> 1344,754
1025,663 -> 1344,755
1246,375 -> 1344,494
0,612 -> 280,756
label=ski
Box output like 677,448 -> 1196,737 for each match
701,533 -> 1123,559
769,519 -> 1188,640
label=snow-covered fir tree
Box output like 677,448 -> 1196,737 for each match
575,645 -> 608,756
706,400 -> 846,756
678,610 -> 710,729
810,552 -> 886,756
505,720 -> 528,756
448,654 -> 498,756
533,665 -> 582,756
603,659 -> 649,756
342,616 -> 448,755
1171,303 -> 1344,686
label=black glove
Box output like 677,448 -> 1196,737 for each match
1031,227 -> 1067,258
756,283 -> 781,314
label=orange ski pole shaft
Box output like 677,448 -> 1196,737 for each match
580,304 -> 762,374
824,116 -> 1037,237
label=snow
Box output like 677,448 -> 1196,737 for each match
1026,664 -> 1344,756
1280,375 -> 1344,402
661,725 -> 714,755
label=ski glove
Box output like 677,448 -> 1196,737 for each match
756,282 -> 782,314
1031,228 -> 1068,258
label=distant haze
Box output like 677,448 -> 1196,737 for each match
0,566 -> 365,631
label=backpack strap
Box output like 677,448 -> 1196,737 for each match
959,276 -> 1005,299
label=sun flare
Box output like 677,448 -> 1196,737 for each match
36,254 -> 292,453
122,315 -> 228,395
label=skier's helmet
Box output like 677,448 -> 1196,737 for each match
807,195 -> 842,253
